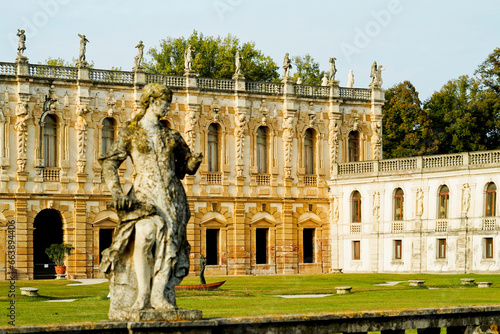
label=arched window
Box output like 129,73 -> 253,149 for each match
207,124 -> 219,172
101,118 -> 115,154
256,126 -> 268,174
304,129 -> 314,174
394,188 -> 404,221
486,183 -> 497,217
439,185 -> 449,219
348,131 -> 359,162
43,115 -> 57,167
352,191 -> 362,223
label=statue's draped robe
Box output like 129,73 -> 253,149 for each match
99,121 -> 193,311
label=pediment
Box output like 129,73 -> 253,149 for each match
200,212 -> 227,227
93,210 -> 119,227
298,212 -> 323,227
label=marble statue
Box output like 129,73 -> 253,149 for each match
321,73 -> 329,86
99,83 -> 203,318
134,41 -> 144,69
78,34 -> 89,64
462,183 -> 471,213
235,50 -> 242,75
416,188 -> 424,217
184,44 -> 193,72
370,61 -> 385,87
16,29 -> 26,58
283,53 -> 292,78
296,77 -> 302,85
329,57 -> 337,81
347,69 -> 354,88
373,191 -> 380,221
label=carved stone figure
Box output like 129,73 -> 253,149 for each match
184,45 -> 193,72
14,102 -> 30,171
283,53 -> 292,78
234,112 -> 247,176
16,29 -> 26,58
184,110 -> 197,150
371,121 -> 381,159
347,69 -> 354,88
416,188 -> 424,217
282,116 -> 295,178
329,57 -> 337,81
78,34 -> 89,64
332,196 -> 339,222
462,183 -> 471,213
373,191 -> 380,221
296,77 -> 302,85
106,89 -> 116,117
99,83 -> 203,318
234,50 -> 242,75
134,41 -> 144,69
370,61 -> 385,87
75,105 -> 89,172
321,74 -> 329,86
329,118 -> 339,168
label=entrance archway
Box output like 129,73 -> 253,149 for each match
33,209 -> 63,279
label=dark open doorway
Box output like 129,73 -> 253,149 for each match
33,209 -> 63,279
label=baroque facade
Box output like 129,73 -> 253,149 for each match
0,51 -> 498,280
0,55 -> 383,280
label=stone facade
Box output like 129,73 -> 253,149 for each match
329,153 -> 500,273
0,58 -> 383,280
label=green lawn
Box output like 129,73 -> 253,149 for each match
1,273 -> 499,326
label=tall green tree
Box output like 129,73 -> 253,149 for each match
476,47 -> 500,97
145,31 -> 279,82
292,54 -> 326,86
382,81 -> 437,159
424,75 -> 500,154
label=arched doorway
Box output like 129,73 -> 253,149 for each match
33,209 -> 63,279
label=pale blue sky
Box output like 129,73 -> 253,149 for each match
1,0 -> 499,101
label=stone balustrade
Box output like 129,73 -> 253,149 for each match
2,306 -> 499,334
0,61 -> 375,99
333,150 -> 500,178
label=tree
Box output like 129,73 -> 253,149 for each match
40,57 -> 97,69
382,81 -> 437,159
424,76 -> 500,154
476,47 -> 500,97
292,54 -> 326,86
146,31 -> 279,82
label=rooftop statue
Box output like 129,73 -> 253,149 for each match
184,44 -> 194,72
16,29 -> 26,59
134,41 -> 144,69
329,57 -> 337,81
77,34 -> 89,66
99,83 -> 203,318
283,53 -> 292,78
235,50 -> 242,75
347,69 -> 355,88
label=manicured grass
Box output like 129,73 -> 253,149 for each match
1,273 -> 499,326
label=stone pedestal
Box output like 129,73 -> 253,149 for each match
109,308 -> 202,322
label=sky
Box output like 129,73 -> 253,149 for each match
1,0 -> 499,101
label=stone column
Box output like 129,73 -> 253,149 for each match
229,201 -> 248,275
71,197 -> 89,278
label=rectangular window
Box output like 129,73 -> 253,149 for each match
353,240 -> 361,260
206,229 -> 219,265
303,228 -> 315,263
394,240 -> 402,260
255,228 -> 268,264
437,238 -> 446,259
485,238 -> 494,259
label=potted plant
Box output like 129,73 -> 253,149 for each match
45,243 -> 74,275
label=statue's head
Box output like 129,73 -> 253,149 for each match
140,83 -> 172,112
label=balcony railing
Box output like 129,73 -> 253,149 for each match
350,223 -> 361,234
436,220 -> 448,232
0,62 -> 16,75
483,218 -> 496,231
391,221 -> 404,233
335,150 -> 500,178
43,168 -> 60,182
303,175 -> 317,186
256,174 -> 271,186
206,172 -> 222,185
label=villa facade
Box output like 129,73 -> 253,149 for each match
0,53 -> 498,280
